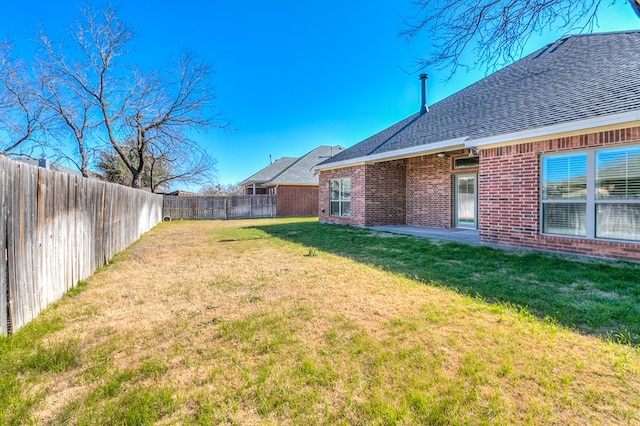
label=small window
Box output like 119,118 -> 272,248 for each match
454,156 -> 479,169
330,178 -> 351,217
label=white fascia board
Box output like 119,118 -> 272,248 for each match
466,110 -> 640,148
314,137 -> 468,172
239,180 -> 267,187
264,182 -> 318,187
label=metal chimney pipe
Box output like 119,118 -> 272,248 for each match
419,73 -> 428,116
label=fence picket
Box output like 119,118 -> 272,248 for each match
0,157 -> 7,335
162,195 -> 276,220
0,156 -> 163,335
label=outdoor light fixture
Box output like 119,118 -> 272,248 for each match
437,152 -> 448,158
468,147 -> 481,157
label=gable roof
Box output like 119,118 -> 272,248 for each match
241,157 -> 298,185
318,31 -> 640,169
240,145 -> 344,186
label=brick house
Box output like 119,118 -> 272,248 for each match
240,145 -> 344,217
315,31 -> 640,261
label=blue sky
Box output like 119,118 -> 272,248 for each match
1,1 -> 639,188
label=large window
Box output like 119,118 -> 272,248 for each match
541,145 -> 640,241
330,178 -> 351,217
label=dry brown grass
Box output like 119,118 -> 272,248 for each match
5,218 -> 640,424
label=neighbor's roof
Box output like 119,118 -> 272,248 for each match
240,157 -> 298,185
13,156 -> 83,176
318,30 -> 640,169
241,145 -> 344,186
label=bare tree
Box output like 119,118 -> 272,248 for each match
0,42 -> 46,154
200,182 -> 243,196
97,138 -> 217,193
37,64 -> 97,177
119,49 -> 227,189
145,143 -> 217,193
39,4 -> 227,187
402,0 -> 640,76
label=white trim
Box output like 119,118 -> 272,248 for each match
243,181 -> 318,187
468,111 -> 640,149
314,110 -> 640,172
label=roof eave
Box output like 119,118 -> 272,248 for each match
315,110 -> 640,172
239,180 -> 268,187
264,182 -> 319,187
470,110 -> 640,149
314,137 -> 468,172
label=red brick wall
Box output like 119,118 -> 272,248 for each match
406,154 -> 457,227
364,160 -> 407,226
276,185 -> 318,217
480,126 -> 640,261
319,165 -> 367,226
319,161 -> 406,226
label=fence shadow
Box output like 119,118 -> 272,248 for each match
251,220 -> 640,346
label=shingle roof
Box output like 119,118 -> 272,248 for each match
320,31 -> 640,167
240,157 -> 298,185
241,145 -> 344,186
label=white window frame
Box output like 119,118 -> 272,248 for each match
330,178 -> 351,217
540,144 -> 640,242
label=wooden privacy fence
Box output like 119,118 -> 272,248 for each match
0,155 -> 163,335
163,195 -> 276,220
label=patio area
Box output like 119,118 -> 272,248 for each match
369,225 -> 481,245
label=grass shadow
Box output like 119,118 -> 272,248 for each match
251,221 -> 640,345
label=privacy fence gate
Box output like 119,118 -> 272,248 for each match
162,195 -> 276,220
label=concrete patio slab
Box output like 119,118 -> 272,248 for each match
368,225 -> 481,245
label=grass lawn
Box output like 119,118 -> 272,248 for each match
1,218 -> 639,424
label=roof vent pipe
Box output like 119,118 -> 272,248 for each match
419,73 -> 429,116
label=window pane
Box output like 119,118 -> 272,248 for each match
596,147 -> 640,200
341,179 -> 351,200
542,154 -> 587,200
341,201 -> 351,217
543,203 -> 586,236
596,204 -> 640,241
457,176 -> 475,224
330,180 -> 340,201
330,201 -> 340,216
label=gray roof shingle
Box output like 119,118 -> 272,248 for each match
320,31 -> 640,166
240,157 -> 298,185
241,145 -> 344,186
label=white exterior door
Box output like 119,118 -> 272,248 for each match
455,174 -> 478,228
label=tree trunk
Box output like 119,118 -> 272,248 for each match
80,146 -> 89,178
131,170 -> 143,189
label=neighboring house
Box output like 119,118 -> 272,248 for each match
163,190 -> 199,196
240,145 -> 344,217
12,155 -> 83,177
315,31 -> 640,261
